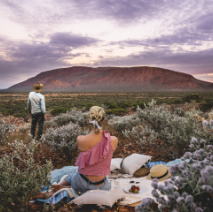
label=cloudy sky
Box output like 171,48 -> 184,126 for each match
0,0 -> 213,89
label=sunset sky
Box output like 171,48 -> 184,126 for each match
0,0 -> 213,89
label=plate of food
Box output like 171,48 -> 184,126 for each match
123,184 -> 147,194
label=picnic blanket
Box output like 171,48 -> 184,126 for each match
166,159 -> 190,167
37,174 -> 169,206
37,187 -> 78,204
109,176 -> 169,206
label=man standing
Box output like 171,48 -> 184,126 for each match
27,83 -> 46,140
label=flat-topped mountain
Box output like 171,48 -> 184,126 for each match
8,66 -> 211,92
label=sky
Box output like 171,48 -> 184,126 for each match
0,0 -> 213,89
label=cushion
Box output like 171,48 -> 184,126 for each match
68,190 -> 124,210
121,154 -> 152,175
110,158 -> 123,172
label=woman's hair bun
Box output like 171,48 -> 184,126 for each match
89,106 -> 105,122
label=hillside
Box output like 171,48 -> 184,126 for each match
8,66 -> 211,91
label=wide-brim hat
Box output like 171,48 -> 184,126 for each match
146,164 -> 171,181
33,83 -> 43,92
134,168 -> 150,178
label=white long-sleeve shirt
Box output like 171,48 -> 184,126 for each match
27,92 -> 46,114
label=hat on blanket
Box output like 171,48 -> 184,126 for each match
33,83 -> 43,92
134,168 -> 150,177
146,164 -> 171,181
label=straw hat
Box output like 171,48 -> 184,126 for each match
146,164 -> 171,181
33,83 -> 44,92
134,168 -> 150,178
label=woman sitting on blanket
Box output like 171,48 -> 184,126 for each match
36,106 -> 118,198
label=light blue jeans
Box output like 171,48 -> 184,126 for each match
65,171 -> 110,195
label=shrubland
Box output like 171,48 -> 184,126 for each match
1,91 -> 213,116
45,108 -> 88,128
0,140 -> 52,212
110,99 -> 212,160
0,91 -> 213,211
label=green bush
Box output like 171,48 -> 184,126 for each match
117,100 -> 133,109
199,99 -> 213,112
50,108 -> 69,116
132,101 -> 147,110
2,109 -> 14,116
106,102 -> 118,109
183,94 -> 202,103
173,99 -> 182,104
0,140 -> 52,211
106,108 -> 128,115
85,103 -> 95,110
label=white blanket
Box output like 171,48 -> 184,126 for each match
110,176 -> 166,205
53,174 -> 168,206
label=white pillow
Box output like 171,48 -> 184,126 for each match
110,158 -> 123,172
121,153 -> 152,175
68,190 -> 124,210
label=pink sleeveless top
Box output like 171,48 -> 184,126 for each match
75,130 -> 113,176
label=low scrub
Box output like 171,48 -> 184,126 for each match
105,108 -> 129,115
108,114 -> 140,132
45,108 -> 88,127
50,107 -> 69,116
123,100 -> 203,159
42,122 -> 89,154
0,140 -> 52,212
199,99 -> 213,112
183,94 -> 202,103
0,120 -> 16,143
18,123 -> 31,134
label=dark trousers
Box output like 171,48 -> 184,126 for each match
31,113 -> 44,139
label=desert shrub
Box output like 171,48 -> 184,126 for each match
85,103 -> 95,110
50,108 -> 69,116
135,136 -> 213,212
183,94 -> 202,103
0,120 -> 16,143
42,122 -> 89,154
132,101 -> 148,110
18,123 -> 31,134
123,100 -> 200,159
195,120 -> 213,144
199,99 -> 213,112
0,140 -> 52,212
117,100 -> 133,108
2,108 -> 14,116
105,108 -> 129,116
106,101 -> 118,109
173,107 -> 185,117
49,108 -> 88,127
108,114 -> 140,132
173,99 -> 183,104
44,119 -> 58,128
204,113 -> 209,120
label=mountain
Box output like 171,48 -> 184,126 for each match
207,83 -> 213,90
8,66 -> 211,92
